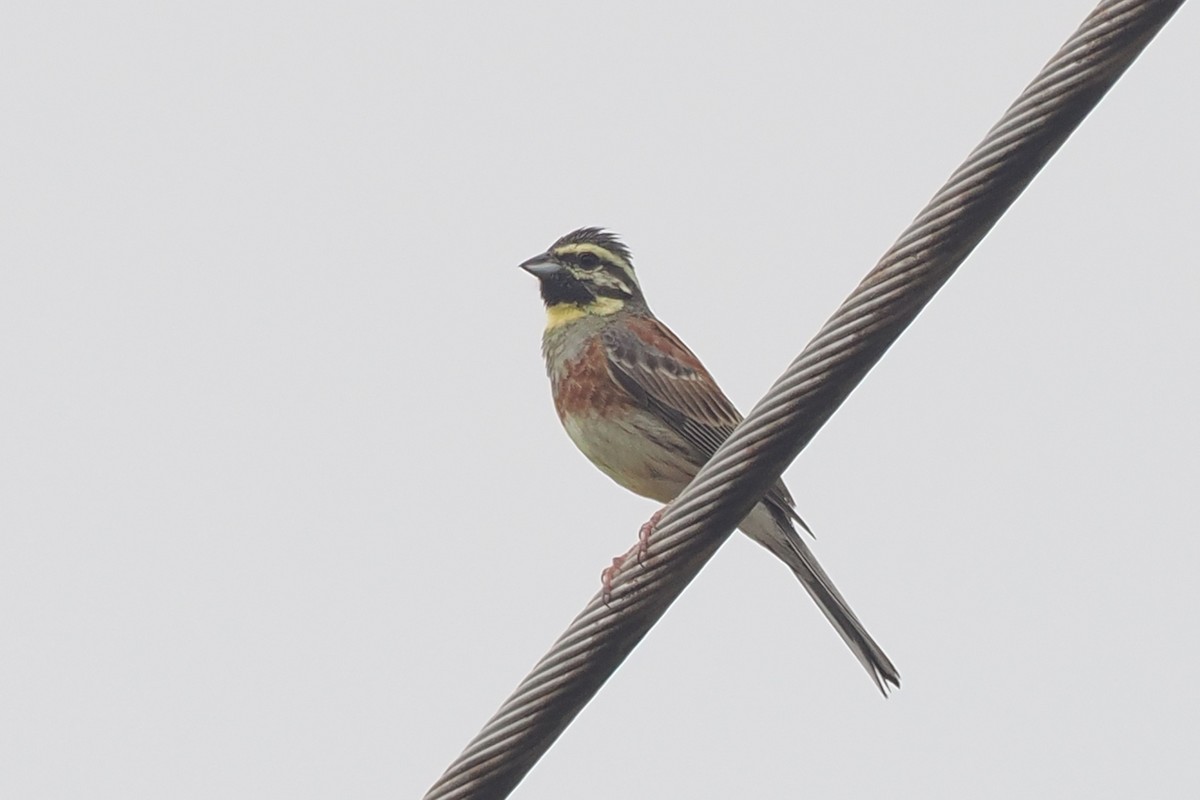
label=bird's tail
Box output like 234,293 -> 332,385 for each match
740,504 -> 900,695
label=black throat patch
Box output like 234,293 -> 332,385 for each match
538,271 -> 595,307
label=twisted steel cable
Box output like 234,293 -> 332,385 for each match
424,1 -> 1184,797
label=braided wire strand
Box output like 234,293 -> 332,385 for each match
424,1 -> 1184,797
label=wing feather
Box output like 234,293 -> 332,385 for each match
601,317 -> 806,529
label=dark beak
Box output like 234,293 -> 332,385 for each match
519,254 -> 563,279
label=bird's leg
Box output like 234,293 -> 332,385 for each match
600,506 -> 668,603
600,554 -> 629,605
636,506 -> 667,564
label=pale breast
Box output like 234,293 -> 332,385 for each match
549,335 -> 697,503
560,410 -> 695,504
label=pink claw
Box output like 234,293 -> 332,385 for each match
600,555 -> 628,604
600,506 -> 670,602
636,507 -> 666,565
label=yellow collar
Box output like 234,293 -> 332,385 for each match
544,297 -> 624,330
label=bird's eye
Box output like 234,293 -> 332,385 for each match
578,252 -> 601,270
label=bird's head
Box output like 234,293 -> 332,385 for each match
520,228 -> 645,328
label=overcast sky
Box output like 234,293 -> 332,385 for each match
2,2 -> 1197,798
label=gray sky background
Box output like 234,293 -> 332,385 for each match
3,2 -> 1198,798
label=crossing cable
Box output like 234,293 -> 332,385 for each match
423,1 -> 1185,797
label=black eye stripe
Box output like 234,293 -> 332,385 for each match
600,262 -> 632,283
546,247 -> 640,302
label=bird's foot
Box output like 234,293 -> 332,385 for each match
636,506 -> 666,565
600,506 -> 668,603
600,553 -> 629,605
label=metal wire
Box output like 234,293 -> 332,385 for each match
423,1 -> 1184,797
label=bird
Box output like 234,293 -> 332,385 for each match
519,227 -> 899,694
